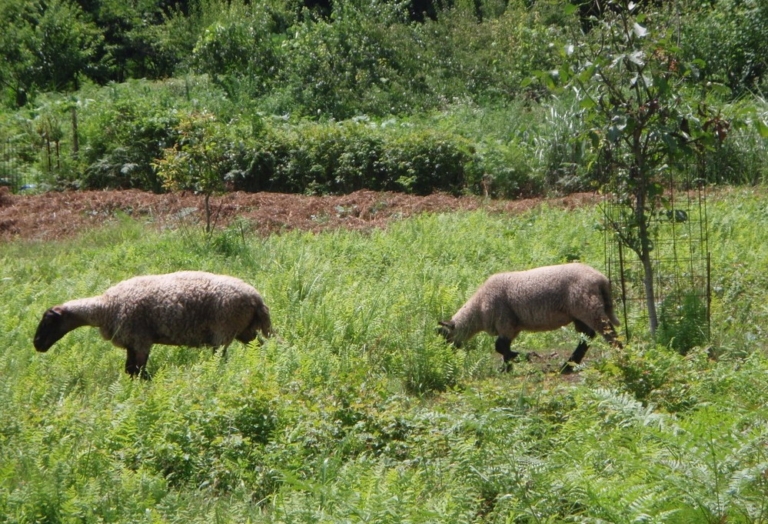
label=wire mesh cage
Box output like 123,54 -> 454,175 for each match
0,139 -> 23,193
0,138 -> 39,193
602,164 -> 711,347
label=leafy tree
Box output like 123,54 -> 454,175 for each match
678,0 -> 768,96
191,2 -> 289,98
33,0 -> 104,91
274,0 -> 427,118
0,0 -> 38,106
545,0 -> 726,334
72,0 -> 194,82
154,111 -> 233,233
0,0 -> 103,104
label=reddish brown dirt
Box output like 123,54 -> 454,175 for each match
0,186 -> 601,242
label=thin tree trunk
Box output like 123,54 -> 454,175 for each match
641,252 -> 658,335
71,107 -> 79,158
46,137 -> 52,172
204,193 -> 211,234
634,168 -> 658,335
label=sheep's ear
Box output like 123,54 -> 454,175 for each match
49,306 -> 64,317
40,307 -> 63,322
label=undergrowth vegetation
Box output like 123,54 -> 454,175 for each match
2,188 -> 768,522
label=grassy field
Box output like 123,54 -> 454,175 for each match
3,188 -> 768,523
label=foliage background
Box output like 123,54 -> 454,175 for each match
1,0 -> 767,196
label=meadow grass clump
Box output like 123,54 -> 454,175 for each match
3,188 -> 768,521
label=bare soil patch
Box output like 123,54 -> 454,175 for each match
0,187 -> 601,242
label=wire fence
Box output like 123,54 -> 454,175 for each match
602,163 -> 711,343
0,139 -> 36,193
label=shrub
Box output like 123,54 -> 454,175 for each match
378,128 -> 473,195
191,2 -> 290,98
154,111 -> 238,232
417,2 -> 566,104
233,121 -> 477,195
81,100 -> 179,192
656,291 -> 709,356
468,140 -> 542,197
678,0 -> 768,96
274,4 -> 425,119
532,101 -> 593,194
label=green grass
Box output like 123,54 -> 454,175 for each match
2,189 -> 768,522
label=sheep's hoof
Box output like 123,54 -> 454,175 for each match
560,362 -> 576,375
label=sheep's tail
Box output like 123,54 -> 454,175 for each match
600,279 -> 621,326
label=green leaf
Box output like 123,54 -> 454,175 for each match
756,119 -> 768,139
707,83 -> 732,97
588,129 -> 601,149
692,58 -> 707,69
654,74 -> 670,96
578,63 -> 597,83
563,3 -> 578,16
648,182 -> 664,199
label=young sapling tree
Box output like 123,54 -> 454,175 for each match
154,111 -> 233,233
541,0 -> 728,335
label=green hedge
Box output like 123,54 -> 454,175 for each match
234,123 -> 473,195
200,118 -> 541,197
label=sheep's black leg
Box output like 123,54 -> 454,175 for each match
561,321 -> 595,375
125,348 -> 151,380
495,337 -> 519,372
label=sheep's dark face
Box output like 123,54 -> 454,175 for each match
33,307 -> 69,352
437,320 -> 462,348
258,303 -> 272,338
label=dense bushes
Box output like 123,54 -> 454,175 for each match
157,114 -> 539,197
191,2 -> 293,100
4,78 -> 545,197
2,0 -> 768,196
6,78 -> 766,197
3,0 -> 568,113
82,105 -> 179,192
3,0 -> 768,110
678,0 -> 768,95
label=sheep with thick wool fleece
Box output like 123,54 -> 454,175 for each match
438,263 -> 621,373
33,271 -> 272,378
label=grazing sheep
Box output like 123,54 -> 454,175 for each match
438,263 -> 621,374
34,271 -> 271,378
